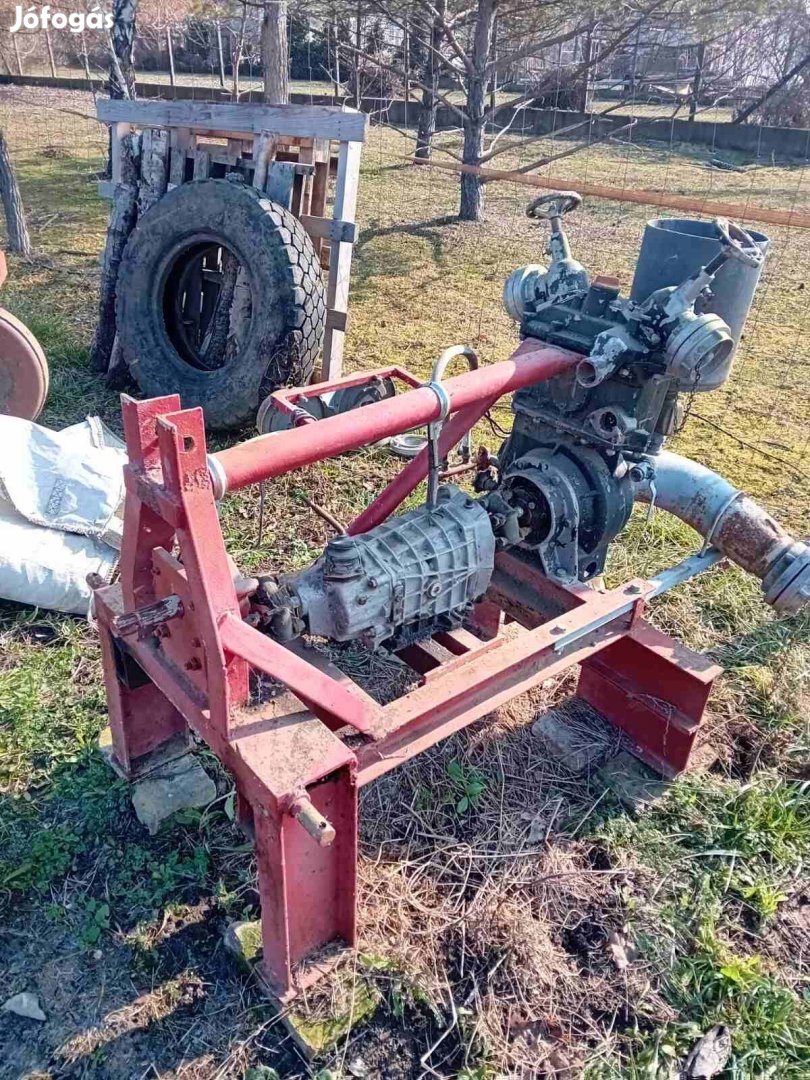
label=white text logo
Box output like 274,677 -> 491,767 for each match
10,6 -> 113,34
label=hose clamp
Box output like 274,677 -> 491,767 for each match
425,380 -> 451,422
207,454 -> 228,501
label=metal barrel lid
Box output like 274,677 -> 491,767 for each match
0,307 -> 49,420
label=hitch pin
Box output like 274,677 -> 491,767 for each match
288,793 -> 336,847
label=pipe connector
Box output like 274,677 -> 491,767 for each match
207,453 -> 228,501
635,451 -> 809,615
761,539 -> 810,615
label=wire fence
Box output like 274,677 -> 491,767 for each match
0,53 -> 806,530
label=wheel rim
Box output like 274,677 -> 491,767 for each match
160,237 -> 254,372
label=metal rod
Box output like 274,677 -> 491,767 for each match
304,497 -> 347,535
209,341 -> 578,497
289,795 -> 336,847
551,548 -> 724,655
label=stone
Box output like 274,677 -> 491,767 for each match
598,750 -> 669,810
286,980 -> 380,1059
2,992 -> 46,1022
531,701 -> 613,773
223,920 -> 263,971
130,753 -> 216,835
98,726 -> 190,781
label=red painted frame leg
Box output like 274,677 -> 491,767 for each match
253,767 -> 358,1000
98,621 -> 188,777
576,618 -> 722,777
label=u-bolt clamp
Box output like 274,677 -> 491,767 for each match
424,346 -> 479,508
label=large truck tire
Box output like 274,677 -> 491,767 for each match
116,179 -> 325,430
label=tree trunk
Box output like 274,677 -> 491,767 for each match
90,132 -> 139,372
458,0 -> 497,221
689,42 -> 705,121
216,21 -> 226,88
109,0 -> 137,100
45,28 -> 56,78
459,112 -> 485,221
488,16 -> 497,112
733,52 -> 810,124
166,26 -> 176,88
576,19 -> 594,113
0,131 -> 31,257
353,2 -> 362,110
331,15 -> 341,101
80,31 -> 93,82
137,128 -> 169,215
262,0 -> 288,105
415,10 -> 442,161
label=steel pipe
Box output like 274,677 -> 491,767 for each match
637,450 -> 810,614
209,341 -> 579,497
348,396 -> 498,535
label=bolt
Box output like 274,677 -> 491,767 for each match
356,595 -> 368,606
185,657 -> 202,671
367,577 -> 378,589
191,637 -> 202,648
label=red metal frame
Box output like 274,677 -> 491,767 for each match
95,345 -> 721,1002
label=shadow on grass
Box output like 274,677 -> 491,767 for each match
353,214 -> 459,296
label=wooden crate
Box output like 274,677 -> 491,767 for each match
96,99 -> 368,381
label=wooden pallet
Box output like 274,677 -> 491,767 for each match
96,99 -> 368,381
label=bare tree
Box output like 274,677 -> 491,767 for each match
262,0 -> 289,103
110,0 -> 138,99
344,0 -> 677,220
0,130 -> 31,257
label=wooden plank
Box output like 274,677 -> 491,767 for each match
252,129 -> 277,190
321,139 -> 362,380
193,149 -> 211,180
266,160 -> 296,207
109,121 -> 131,185
310,145 -> 330,245
415,158 -> 810,231
138,128 -> 169,213
299,215 -> 356,244
96,99 -> 369,144
297,139 -> 316,217
325,309 -> 348,333
168,126 -> 193,188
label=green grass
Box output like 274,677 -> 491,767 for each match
590,774 -> 810,1077
0,88 -> 808,1077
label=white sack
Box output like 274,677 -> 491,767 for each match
0,416 -> 126,615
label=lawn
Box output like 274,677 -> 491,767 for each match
0,85 -> 808,1079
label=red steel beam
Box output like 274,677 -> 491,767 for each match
348,395 -> 499,535
210,340 -> 579,495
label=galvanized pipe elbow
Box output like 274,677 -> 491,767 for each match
636,450 -> 810,615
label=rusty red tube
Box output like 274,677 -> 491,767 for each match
209,340 -> 579,497
348,395 -> 499,534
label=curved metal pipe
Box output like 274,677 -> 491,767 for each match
636,450 -> 809,615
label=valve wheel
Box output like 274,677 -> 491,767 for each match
714,217 -> 763,268
526,191 -> 582,220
